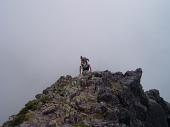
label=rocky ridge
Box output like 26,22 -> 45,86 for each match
2,68 -> 170,127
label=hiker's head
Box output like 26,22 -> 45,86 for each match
80,56 -> 89,64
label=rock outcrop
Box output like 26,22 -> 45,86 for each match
2,68 -> 170,127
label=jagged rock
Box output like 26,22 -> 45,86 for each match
112,72 -> 124,81
42,105 -> 57,115
97,88 -> 114,103
146,89 -> 170,113
2,68 -> 170,127
145,99 -> 168,127
35,93 -> 44,99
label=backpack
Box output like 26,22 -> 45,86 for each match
82,63 -> 90,71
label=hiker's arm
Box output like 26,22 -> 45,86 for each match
89,65 -> 92,72
79,66 -> 82,74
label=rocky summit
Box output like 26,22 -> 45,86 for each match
2,68 -> 170,127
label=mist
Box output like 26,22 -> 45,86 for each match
0,0 -> 170,124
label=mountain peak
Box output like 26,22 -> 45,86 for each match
2,68 -> 170,127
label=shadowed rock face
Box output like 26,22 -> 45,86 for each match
2,68 -> 170,127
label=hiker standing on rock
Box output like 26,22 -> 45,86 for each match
80,56 -> 92,75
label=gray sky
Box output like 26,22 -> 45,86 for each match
0,0 -> 170,124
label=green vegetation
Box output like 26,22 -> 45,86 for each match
39,95 -> 51,104
5,95 -> 51,126
6,99 -> 39,126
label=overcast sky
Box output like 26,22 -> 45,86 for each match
0,0 -> 170,124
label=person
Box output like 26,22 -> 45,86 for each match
80,56 -> 92,75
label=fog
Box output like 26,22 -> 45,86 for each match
0,0 -> 170,124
